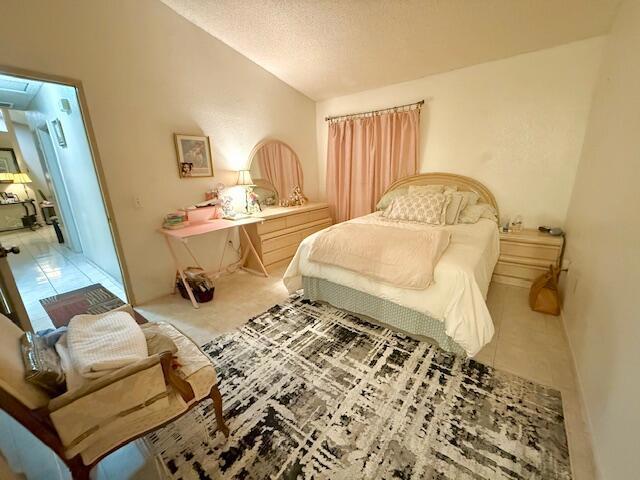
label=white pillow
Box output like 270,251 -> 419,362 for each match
376,187 -> 408,210
460,191 -> 479,207
408,184 -> 444,195
444,192 -> 465,225
384,193 -> 448,224
458,203 -> 498,224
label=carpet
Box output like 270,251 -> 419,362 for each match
147,295 -> 571,479
39,284 -> 144,327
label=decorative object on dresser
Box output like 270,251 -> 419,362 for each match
174,134 -> 214,178
242,202 -> 332,273
493,228 -> 564,287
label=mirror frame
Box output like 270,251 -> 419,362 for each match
247,138 -> 304,194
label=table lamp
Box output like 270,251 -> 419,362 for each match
236,170 -> 255,212
12,173 -> 33,201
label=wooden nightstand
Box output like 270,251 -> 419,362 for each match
492,229 -> 564,287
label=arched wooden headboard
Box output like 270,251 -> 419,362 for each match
382,172 -> 499,218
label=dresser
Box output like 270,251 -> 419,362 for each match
492,229 -> 564,287
242,202 -> 332,273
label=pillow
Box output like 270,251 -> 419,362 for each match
376,186 -> 408,210
21,331 -> 66,396
384,193 -> 448,224
444,192 -> 465,225
458,203 -> 498,224
408,184 -> 444,195
460,191 -> 479,207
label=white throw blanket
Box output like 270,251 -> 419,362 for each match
66,311 -> 148,379
308,223 -> 450,289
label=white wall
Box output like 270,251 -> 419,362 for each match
27,83 -> 123,282
12,122 -> 50,203
562,1 -> 640,479
316,38 -> 605,227
0,0 -> 317,303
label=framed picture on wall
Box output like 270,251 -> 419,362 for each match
174,134 -> 214,178
0,148 -> 19,173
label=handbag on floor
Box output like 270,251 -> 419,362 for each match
529,265 -> 561,316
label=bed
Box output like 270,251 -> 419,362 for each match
283,173 -> 500,357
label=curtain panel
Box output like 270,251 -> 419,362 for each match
326,109 -> 420,223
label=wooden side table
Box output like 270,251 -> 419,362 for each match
492,228 -> 564,287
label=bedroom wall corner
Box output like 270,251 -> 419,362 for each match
315,38 -> 606,228
561,1 -> 640,479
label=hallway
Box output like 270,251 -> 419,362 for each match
1,225 -> 126,332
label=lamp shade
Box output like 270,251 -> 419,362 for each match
0,173 -> 14,182
12,173 -> 32,184
236,170 -> 254,186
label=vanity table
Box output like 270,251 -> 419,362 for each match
242,202 -> 332,273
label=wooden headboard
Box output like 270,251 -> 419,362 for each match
382,172 -> 499,217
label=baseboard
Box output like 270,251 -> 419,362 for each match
559,306 -> 601,480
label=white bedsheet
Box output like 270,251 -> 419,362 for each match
283,213 -> 500,356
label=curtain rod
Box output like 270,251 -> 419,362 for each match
324,99 -> 425,122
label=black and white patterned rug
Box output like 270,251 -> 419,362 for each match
147,295 -> 571,479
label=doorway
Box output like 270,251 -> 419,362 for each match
0,71 -> 128,332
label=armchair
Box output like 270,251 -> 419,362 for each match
0,305 -> 228,480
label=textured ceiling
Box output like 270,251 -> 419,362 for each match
161,0 -> 621,100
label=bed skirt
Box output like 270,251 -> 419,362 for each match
301,276 -> 466,356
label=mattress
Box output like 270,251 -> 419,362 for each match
283,212 -> 500,356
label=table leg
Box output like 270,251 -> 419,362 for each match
239,226 -> 269,277
164,236 -> 199,309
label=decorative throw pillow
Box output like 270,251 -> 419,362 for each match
444,192 -> 465,224
21,331 -> 66,396
458,203 -> 498,224
460,191 -> 479,207
408,184 -> 445,195
376,186 -> 408,210
384,193 -> 448,224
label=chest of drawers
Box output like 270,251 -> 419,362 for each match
242,203 -> 332,273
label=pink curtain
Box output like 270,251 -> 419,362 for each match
257,143 -> 304,199
326,108 -> 420,223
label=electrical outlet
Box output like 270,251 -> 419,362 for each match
134,196 -> 143,209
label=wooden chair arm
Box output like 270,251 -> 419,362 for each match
159,352 -> 195,403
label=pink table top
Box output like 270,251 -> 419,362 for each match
160,216 -> 263,240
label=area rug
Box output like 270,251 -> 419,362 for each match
39,283 -> 145,327
147,295 -> 571,479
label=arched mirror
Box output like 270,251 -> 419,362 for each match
248,139 -> 304,206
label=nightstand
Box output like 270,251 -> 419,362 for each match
492,229 -> 564,287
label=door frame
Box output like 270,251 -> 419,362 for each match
0,64 -> 135,304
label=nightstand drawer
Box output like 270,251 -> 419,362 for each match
494,261 -> 547,281
500,242 -> 560,262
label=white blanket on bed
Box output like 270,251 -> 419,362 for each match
66,311 -> 148,379
283,213 -> 499,357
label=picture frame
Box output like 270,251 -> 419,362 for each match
174,134 -> 214,178
0,148 -> 19,173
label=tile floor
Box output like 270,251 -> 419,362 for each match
0,226 -> 126,332
0,262 -> 596,479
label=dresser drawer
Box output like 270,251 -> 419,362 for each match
257,217 -> 287,234
500,242 -> 560,262
262,230 -> 303,253
263,244 -> 299,265
494,261 -> 547,281
285,208 -> 330,228
299,221 -> 331,238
